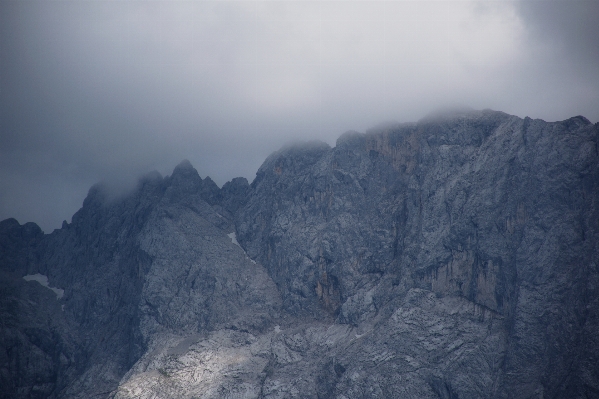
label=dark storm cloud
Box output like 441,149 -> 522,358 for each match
513,0 -> 599,120
1,1 -> 598,232
518,0 -> 599,68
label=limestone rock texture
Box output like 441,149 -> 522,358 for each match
1,109 -> 598,398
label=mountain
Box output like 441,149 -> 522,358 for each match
1,109 -> 598,398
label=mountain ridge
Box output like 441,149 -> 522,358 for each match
1,109 -> 598,398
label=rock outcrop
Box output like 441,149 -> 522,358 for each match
1,109 -> 598,398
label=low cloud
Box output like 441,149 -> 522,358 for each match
1,0 -> 597,232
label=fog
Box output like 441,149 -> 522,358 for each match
1,0 -> 598,232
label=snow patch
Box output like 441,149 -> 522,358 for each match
274,325 -> 282,334
228,232 -> 258,264
227,232 -> 241,247
23,274 -> 64,299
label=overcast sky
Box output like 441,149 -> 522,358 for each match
1,0 -> 598,232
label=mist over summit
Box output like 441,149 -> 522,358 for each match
2,0 -> 599,235
1,110 -> 598,398
2,1 -> 597,395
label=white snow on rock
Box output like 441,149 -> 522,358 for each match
228,232 -> 257,264
227,232 -> 241,247
23,274 -> 64,299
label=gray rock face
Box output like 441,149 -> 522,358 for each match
235,110 -> 599,397
1,110 -> 598,398
0,163 -> 281,399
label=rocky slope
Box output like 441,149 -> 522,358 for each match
1,109 -> 598,398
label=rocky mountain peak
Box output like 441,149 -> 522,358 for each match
172,158 -> 194,173
335,130 -> 366,148
1,110 -> 598,399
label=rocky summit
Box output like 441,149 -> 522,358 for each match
1,109 -> 598,398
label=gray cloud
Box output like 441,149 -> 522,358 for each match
517,0 -> 599,67
1,0 -> 598,232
